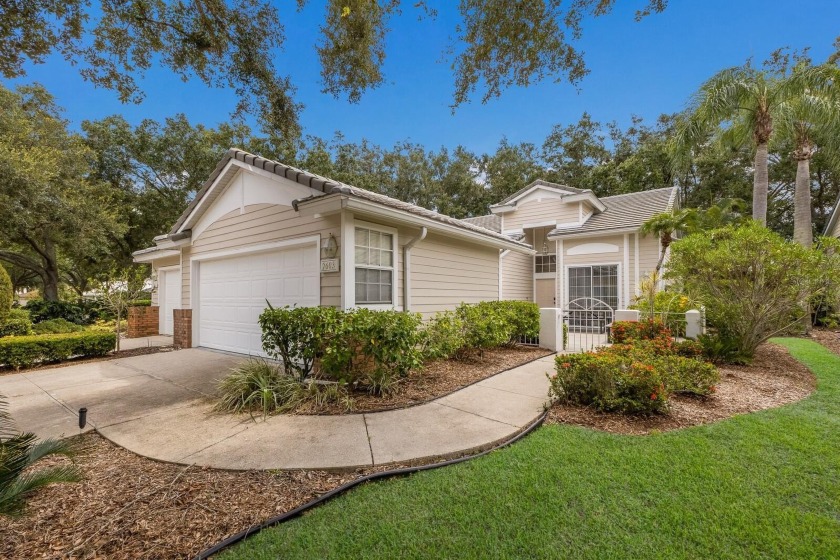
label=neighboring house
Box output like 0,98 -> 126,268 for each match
133,149 -> 675,356
463,180 -> 677,312
824,196 -> 840,238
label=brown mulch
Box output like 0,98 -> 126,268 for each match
0,345 -> 174,377
1,434 -> 363,560
545,342 -> 816,435
810,328 -> 840,357
298,345 -> 552,414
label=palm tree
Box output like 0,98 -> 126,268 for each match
640,208 -> 698,277
671,66 -> 784,225
775,64 -> 840,248
0,394 -> 80,516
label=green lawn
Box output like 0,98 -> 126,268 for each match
221,338 -> 840,559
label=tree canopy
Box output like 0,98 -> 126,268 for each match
0,0 -> 668,142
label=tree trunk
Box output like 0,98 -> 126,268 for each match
752,142 -> 769,225
793,156 -> 813,248
42,267 -> 60,301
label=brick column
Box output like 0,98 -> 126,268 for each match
173,309 -> 192,349
126,306 -> 159,338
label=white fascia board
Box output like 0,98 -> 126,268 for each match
293,194 -> 344,216
133,249 -> 181,263
547,226 -> 639,240
342,198 -> 535,254
563,193 -> 606,212
489,204 -> 516,214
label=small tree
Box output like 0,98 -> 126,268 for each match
666,222 -> 821,359
0,394 -> 80,516
0,265 -> 12,325
97,266 -> 151,351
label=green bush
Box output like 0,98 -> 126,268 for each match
551,352 -> 669,414
24,299 -> 107,325
654,354 -> 719,396
491,300 -> 540,339
260,306 -> 423,395
32,318 -> 86,335
667,223 -> 821,360
215,360 -> 307,419
609,318 -> 671,343
456,302 -> 512,353
128,299 -> 152,307
319,308 -> 423,394
419,311 -> 466,360
697,333 -> 752,365
0,331 -> 116,369
1,309 -> 33,337
0,265 -> 12,325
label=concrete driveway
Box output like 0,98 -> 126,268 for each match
0,349 -> 555,470
0,349 -> 243,440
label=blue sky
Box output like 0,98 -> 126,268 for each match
4,0 -> 839,155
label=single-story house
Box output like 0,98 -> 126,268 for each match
133,149 -> 676,355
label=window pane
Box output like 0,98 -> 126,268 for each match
379,232 -> 392,249
355,246 -> 368,265
355,282 -> 365,301
381,270 -> 392,285
381,283 -> 392,303
356,228 -> 369,247
381,249 -> 393,267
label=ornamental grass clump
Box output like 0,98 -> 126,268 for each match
215,360 -> 308,420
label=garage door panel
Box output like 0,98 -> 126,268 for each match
197,245 -> 319,355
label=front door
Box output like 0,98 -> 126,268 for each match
535,279 -> 556,308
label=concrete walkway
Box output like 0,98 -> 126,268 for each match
119,334 -> 174,350
1,349 -> 556,470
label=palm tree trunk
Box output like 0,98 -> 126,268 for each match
793,156 -> 813,248
752,142 -> 769,225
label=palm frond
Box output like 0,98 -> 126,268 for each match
0,465 -> 81,517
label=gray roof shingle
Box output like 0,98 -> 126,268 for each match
461,214 -> 502,232
548,187 -> 678,237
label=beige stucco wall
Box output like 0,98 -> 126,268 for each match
181,203 -> 341,308
503,199 -> 586,231
408,231 -> 500,316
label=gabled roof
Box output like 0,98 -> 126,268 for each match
161,148 -> 531,253
491,179 -> 586,207
547,187 -> 678,238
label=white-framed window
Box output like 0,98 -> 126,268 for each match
354,226 -> 395,305
535,254 -> 557,273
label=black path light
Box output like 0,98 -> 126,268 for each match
78,407 -> 87,430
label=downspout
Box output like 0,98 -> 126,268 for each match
403,227 -> 427,312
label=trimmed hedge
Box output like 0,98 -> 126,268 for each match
0,308 -> 33,337
610,318 -> 671,343
0,331 -> 116,369
32,318 -> 86,335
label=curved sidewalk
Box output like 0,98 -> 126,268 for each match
97,354 -> 556,470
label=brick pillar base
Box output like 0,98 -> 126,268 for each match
126,306 -> 159,338
173,309 -> 192,349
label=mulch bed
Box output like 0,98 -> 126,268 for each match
295,345 -> 552,414
810,329 -> 840,357
1,434 -> 363,560
545,342 -> 816,435
0,345 -> 174,377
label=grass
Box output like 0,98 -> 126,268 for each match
220,338 -> 840,559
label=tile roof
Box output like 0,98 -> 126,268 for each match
170,148 -> 530,250
460,214 -> 502,232
548,187 -> 678,237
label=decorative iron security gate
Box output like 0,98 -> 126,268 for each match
561,297 -> 614,352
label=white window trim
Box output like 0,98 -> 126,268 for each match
353,220 -> 399,310
563,262 -> 622,311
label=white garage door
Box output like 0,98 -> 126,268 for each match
159,270 -> 181,336
197,245 -> 319,355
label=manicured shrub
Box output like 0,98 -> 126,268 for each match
419,311 -> 466,360
610,318 -> 671,344
128,299 -> 152,307
0,309 -> 33,338
32,318 -> 86,335
0,265 -> 12,325
655,354 -> 719,396
491,300 -> 540,339
667,223 -> 822,360
24,299 -> 95,325
551,352 -> 669,414
0,331 -> 116,368
456,302 -> 511,353
260,306 -> 423,395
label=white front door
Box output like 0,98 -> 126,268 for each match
196,245 -> 319,355
159,270 -> 180,336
